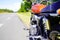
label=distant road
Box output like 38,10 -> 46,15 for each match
0,13 -> 29,40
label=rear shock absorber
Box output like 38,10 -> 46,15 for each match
42,16 -> 48,39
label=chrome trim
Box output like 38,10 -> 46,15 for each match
49,14 -> 58,16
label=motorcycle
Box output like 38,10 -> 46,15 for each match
27,0 -> 60,40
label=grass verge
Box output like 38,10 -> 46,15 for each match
17,12 -> 31,29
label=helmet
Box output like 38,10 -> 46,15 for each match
31,4 -> 46,13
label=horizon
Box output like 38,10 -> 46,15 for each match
0,0 -> 22,11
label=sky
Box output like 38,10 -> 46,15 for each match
0,0 -> 22,11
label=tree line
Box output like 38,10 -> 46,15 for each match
0,9 -> 14,13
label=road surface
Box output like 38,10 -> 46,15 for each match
0,13 -> 29,40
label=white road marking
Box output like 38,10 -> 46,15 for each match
6,15 -> 14,20
0,24 -> 4,27
6,17 -> 11,20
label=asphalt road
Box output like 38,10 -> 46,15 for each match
0,13 -> 29,40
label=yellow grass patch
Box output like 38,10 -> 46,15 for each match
17,12 -> 31,29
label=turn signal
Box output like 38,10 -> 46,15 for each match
57,9 -> 60,15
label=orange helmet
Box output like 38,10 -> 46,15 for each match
31,4 -> 46,14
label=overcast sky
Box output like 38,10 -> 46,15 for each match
0,0 -> 22,11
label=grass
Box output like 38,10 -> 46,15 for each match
17,12 -> 31,29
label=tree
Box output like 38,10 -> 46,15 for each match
18,0 -> 32,12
